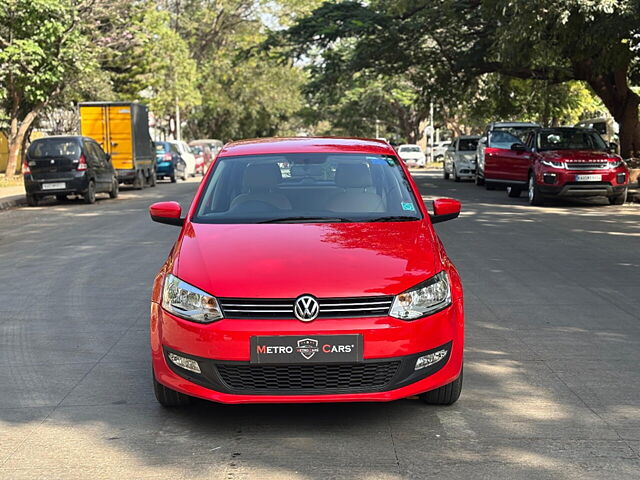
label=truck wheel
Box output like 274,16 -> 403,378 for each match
153,373 -> 192,407
609,189 -> 627,205
420,368 -> 463,405
528,173 -> 544,206
149,171 -> 157,188
507,186 -> 521,198
26,194 -> 39,207
83,181 -> 96,204
134,170 -> 145,190
109,178 -> 119,199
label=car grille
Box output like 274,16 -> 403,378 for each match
218,296 -> 394,319
215,361 -> 401,393
565,162 -> 608,170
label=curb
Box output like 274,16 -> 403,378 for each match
0,194 -> 26,211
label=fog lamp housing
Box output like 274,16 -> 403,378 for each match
617,173 -> 626,184
168,352 -> 201,374
414,349 -> 448,370
543,173 -> 557,184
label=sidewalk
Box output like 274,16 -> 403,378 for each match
0,185 -> 26,210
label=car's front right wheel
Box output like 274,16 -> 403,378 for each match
153,373 -> 192,408
419,368 -> 463,405
528,172 -> 544,206
609,189 -> 627,205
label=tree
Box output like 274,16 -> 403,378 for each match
0,0 -> 91,176
279,0 -> 640,156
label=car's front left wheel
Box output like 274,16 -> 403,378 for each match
419,368 -> 463,406
153,373 -> 192,408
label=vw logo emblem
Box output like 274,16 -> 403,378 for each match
294,295 -> 319,322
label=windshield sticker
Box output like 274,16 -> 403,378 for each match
369,157 -> 387,165
401,202 -> 416,211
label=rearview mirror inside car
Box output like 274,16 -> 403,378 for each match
150,201 -> 184,226
430,198 -> 461,224
510,143 -> 527,152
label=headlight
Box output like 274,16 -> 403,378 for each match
541,160 -> 564,168
162,274 -> 223,323
608,159 -> 624,168
389,272 -> 451,320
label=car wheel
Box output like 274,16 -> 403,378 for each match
170,174 -> 177,183
507,186 -> 521,198
83,180 -> 96,204
453,165 -> 461,182
443,169 -> 450,180
528,172 -> 544,206
134,170 -> 145,190
55,194 -> 67,202
475,171 -> 485,186
420,368 -> 463,405
609,189 -> 627,205
26,194 -> 39,207
109,178 -> 119,199
153,373 -> 192,407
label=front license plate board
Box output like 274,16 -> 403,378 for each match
250,335 -> 363,364
575,174 -> 601,182
42,182 -> 66,190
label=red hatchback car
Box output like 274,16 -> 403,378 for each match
484,127 -> 629,205
149,137 -> 464,406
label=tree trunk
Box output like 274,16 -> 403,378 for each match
585,68 -> 640,158
5,109 -> 40,177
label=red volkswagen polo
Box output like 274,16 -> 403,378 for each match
149,137 -> 464,406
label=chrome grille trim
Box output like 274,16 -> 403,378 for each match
218,296 -> 393,319
564,162 -> 609,170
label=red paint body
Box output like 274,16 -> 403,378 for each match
150,137 -> 464,404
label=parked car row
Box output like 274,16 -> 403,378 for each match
443,122 -> 630,206
22,135 -> 223,206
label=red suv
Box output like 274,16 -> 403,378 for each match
148,137 -> 464,407
484,127 -> 629,205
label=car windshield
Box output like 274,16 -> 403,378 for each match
191,145 -> 204,154
537,129 -> 607,151
154,142 -> 168,153
489,131 -> 524,149
193,153 -> 423,223
400,146 -> 421,153
458,139 -> 478,151
28,139 -> 81,159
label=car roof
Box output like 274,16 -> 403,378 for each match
489,121 -> 540,128
218,137 -> 396,157
31,135 -> 88,143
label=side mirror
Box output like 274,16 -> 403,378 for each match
608,142 -> 618,154
511,143 -> 527,152
430,198 -> 461,224
150,201 -> 184,226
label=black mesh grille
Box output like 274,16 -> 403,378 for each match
215,362 -> 401,393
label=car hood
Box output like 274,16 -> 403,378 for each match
174,221 -> 440,298
539,150 -> 615,163
456,152 -> 476,161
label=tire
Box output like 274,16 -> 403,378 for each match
83,181 -> 96,204
443,170 -> 450,180
170,174 -> 177,183
149,170 -> 157,188
109,178 -> 119,199
453,165 -> 460,182
26,194 -> 39,207
420,368 -> 463,406
485,181 -> 496,191
153,374 -> 192,407
528,172 -> 544,206
507,186 -> 521,198
475,170 -> 485,186
133,170 -> 145,190
609,189 -> 627,205
55,194 -> 67,202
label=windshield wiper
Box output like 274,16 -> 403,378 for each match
368,216 -> 419,222
257,216 -> 354,224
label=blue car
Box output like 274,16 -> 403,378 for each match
154,141 -> 186,183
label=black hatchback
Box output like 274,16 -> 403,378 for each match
23,136 -> 119,206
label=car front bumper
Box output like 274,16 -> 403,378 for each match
150,300 -> 464,404
536,167 -> 629,198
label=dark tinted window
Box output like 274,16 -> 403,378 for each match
28,139 -> 81,159
193,153 -> 422,223
458,139 -> 479,151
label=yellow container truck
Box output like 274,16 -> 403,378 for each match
79,102 -> 155,188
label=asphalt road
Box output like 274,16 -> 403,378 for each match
0,172 -> 639,479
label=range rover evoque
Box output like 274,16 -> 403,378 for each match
149,137 -> 464,406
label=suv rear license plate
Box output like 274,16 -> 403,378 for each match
250,335 -> 363,364
42,182 -> 66,190
575,174 -> 601,182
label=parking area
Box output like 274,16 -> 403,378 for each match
0,172 -> 639,479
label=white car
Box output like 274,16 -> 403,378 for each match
169,140 -> 197,177
429,141 -> 451,162
443,136 -> 481,181
397,144 -> 426,167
